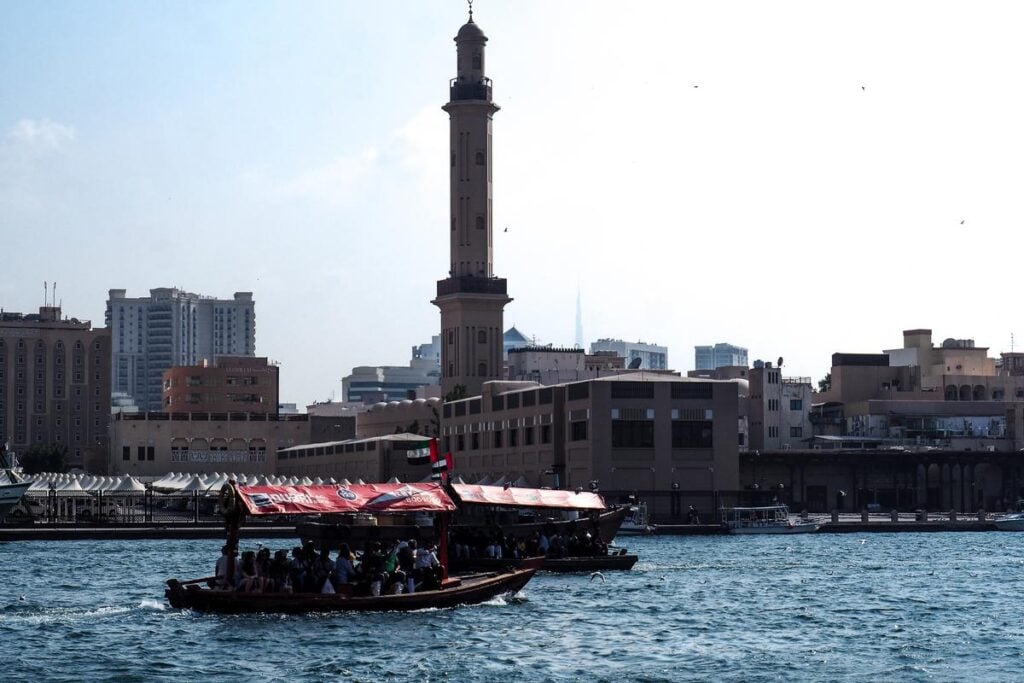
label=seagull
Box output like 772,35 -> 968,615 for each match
861,85 -> 866,91
693,85 -> 699,89
590,571 -> 605,582
503,227 -> 508,232
960,220 -> 965,225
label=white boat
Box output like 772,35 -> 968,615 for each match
721,504 -> 820,534
617,502 -> 655,536
0,472 -> 32,518
993,513 -> 1024,531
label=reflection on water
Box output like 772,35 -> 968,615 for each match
4,533 -> 1024,681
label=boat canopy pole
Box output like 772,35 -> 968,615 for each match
221,482 -> 247,583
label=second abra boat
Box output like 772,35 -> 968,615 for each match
720,504 -> 820,534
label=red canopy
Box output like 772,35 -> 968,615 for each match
236,483 -> 457,516
450,484 -> 607,511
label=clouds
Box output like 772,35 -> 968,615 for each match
6,118 -> 76,150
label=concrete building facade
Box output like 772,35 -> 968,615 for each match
106,288 -> 256,411
747,362 -> 813,451
437,374 -> 739,517
0,306 -> 111,471
162,356 -> 279,415
432,15 -> 511,399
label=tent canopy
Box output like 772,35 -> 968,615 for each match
235,483 -> 456,516
450,484 -> 607,511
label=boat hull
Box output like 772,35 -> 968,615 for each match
297,506 -> 629,550
164,567 -> 536,614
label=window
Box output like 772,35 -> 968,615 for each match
471,433 -> 480,450
523,391 -> 536,407
457,434 -> 465,451
137,446 -> 146,461
539,388 -> 553,404
541,424 -> 552,444
612,420 -> 654,448
147,446 -> 155,461
475,215 -> 484,230
475,151 -> 484,165
478,362 -> 487,376
570,421 -> 588,441
472,52 -> 481,70
524,426 -> 534,446
790,427 -> 803,438
790,399 -> 803,411
492,395 -> 505,411
477,330 -> 487,344
672,421 -> 713,448
672,382 -> 713,399
567,382 -> 589,401
507,393 -> 520,409
611,382 -> 654,399
509,428 -> 518,447
494,430 -> 503,448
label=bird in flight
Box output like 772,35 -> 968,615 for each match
960,220 -> 965,225
504,227 -> 508,232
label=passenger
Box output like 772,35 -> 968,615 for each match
237,550 -> 259,592
333,544 -> 356,588
360,541 -> 388,597
312,545 -> 336,593
398,540 -> 417,594
288,546 -> 307,592
414,541 -> 442,590
269,549 -> 291,592
538,532 -> 550,556
255,547 -> 272,592
214,545 -> 237,589
384,540 -> 407,595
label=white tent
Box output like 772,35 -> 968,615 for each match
114,476 -> 147,493
476,475 -> 493,486
512,475 -> 530,488
387,476 -> 401,484
178,476 -> 211,493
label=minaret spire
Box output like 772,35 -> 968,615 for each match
433,10 -> 511,399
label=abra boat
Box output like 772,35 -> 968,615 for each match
720,504 -> 820,534
164,481 -> 536,614
296,485 -> 629,549
617,502 -> 655,536
0,453 -> 31,519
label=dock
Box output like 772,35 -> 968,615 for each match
0,524 -> 296,542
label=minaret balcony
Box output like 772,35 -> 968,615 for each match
436,275 -> 507,297
449,77 -> 492,102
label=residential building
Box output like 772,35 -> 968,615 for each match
106,288 -> 255,411
695,343 -> 748,371
0,306 -> 111,471
747,361 -> 813,451
162,356 -> 279,415
589,339 -> 668,370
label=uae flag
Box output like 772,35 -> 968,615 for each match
430,450 -> 453,480
406,439 -> 436,466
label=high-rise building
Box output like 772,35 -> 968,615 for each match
432,11 -> 511,399
590,339 -> 668,370
106,288 -> 255,411
0,306 -> 111,471
695,343 -> 748,371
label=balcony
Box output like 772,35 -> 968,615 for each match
436,276 -> 507,297
449,77 -> 492,102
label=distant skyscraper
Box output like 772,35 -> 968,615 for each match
106,288 -> 256,411
589,339 -> 668,370
432,11 -> 511,399
575,289 -> 583,349
695,343 -> 748,371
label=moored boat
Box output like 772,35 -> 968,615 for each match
721,504 -> 820,534
993,512 -> 1024,531
164,481 -> 537,614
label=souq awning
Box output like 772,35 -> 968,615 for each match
235,483 -> 457,516
450,484 -> 606,511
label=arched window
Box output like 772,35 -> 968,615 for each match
478,362 -> 487,376
475,151 -> 485,165
475,216 -> 484,229
472,53 -> 481,70
477,330 -> 487,344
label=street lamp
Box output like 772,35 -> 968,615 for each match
708,465 -> 717,521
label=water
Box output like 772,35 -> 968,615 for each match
3,533 -> 1024,682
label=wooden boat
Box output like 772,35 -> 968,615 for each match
165,567 -> 535,614
164,481 -> 537,614
295,504 -> 629,550
450,552 -> 638,574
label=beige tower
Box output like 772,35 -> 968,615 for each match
433,12 -> 511,398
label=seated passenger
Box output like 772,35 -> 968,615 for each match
269,549 -> 291,592
360,541 -> 388,597
414,542 -> 442,590
237,550 -> 259,592
214,545 -> 237,589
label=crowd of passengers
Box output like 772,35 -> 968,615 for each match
451,528 -> 611,560
214,539 -> 443,596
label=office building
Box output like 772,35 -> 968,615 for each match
590,338 -> 668,370
695,343 -> 748,371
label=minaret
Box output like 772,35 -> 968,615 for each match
433,9 -> 511,399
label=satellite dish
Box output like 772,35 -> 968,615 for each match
628,357 -> 643,369
777,356 -> 784,368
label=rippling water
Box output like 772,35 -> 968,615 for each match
3,533 -> 1024,681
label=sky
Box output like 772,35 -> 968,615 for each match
3,1 -> 1024,405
